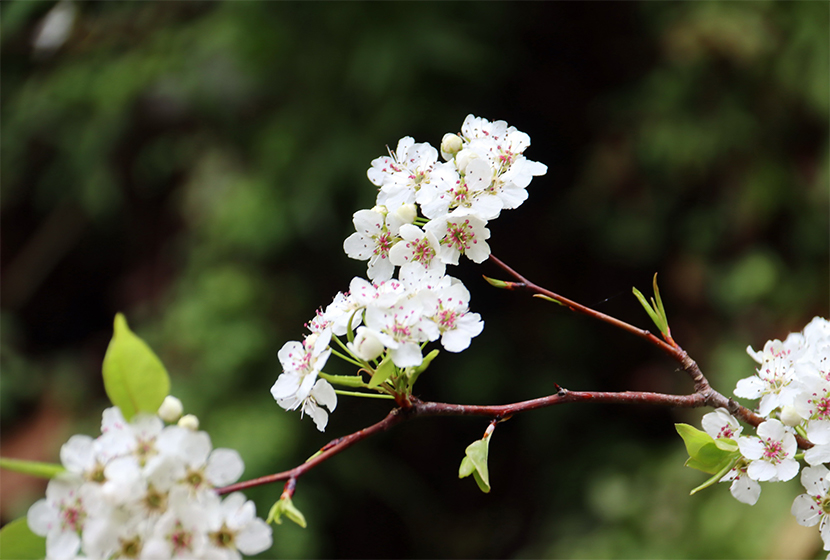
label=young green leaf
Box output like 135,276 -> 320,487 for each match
676,424 -> 737,474
102,313 -> 171,421
458,437 -> 491,493
482,276 -> 509,289
267,497 -> 307,528
632,274 -> 670,337
676,423 -> 714,458
367,356 -> 396,389
0,457 -> 65,479
0,517 -> 46,560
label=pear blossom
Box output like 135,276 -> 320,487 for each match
792,465 -> 830,550
204,492 -> 274,560
720,458 -> 762,505
343,208 -> 404,281
737,419 -> 798,482
424,281 -> 483,353
425,211 -> 491,265
28,477 -> 93,560
388,224 -> 445,278
734,353 -> 800,417
368,137 -> 451,211
363,298 -> 436,368
418,157 -> 502,220
271,332 -> 332,408
701,408 -> 743,441
28,405 -> 272,560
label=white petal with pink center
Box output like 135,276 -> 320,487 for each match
425,211 -> 491,266
343,208 -> 403,282
388,224 -> 445,278
737,419 -> 798,482
701,408 -> 742,440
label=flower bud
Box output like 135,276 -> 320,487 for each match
348,327 -> 385,362
371,205 -> 388,216
455,148 -> 479,175
157,395 -> 183,423
178,414 -> 200,430
441,133 -> 463,161
393,203 -> 417,225
779,405 -> 804,427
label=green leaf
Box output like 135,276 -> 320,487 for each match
532,294 -> 565,306
267,497 -> 307,528
652,273 -> 667,322
675,423 -> 714,457
676,424 -> 737,474
318,372 -> 366,388
0,458 -> 65,479
102,313 -> 170,421
459,456 -> 475,478
458,438 -> 491,493
0,517 -> 46,560
367,356 -> 396,389
714,437 -> 739,452
482,276 -> 509,288
633,274 -> 671,336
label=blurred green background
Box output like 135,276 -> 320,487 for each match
1,2 -> 828,558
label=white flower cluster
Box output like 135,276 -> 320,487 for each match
271,270 -> 485,431
696,317 -> 830,551
271,116 -> 544,432
27,403 -> 272,560
345,114 -> 547,281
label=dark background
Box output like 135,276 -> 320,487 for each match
1,2 -> 828,558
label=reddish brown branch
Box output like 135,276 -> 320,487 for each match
219,383 -> 806,495
217,258 -> 810,496
218,407 -> 407,495
487,254 -> 681,360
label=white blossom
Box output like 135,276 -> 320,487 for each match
792,465 -> 830,550
737,419 -> 799,482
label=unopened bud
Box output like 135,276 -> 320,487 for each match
393,203 -> 417,225
441,133 -> 463,161
158,396 -> 183,423
779,406 -> 804,427
178,414 -> 200,431
455,148 -> 479,175
348,327 -> 385,362
371,205 -> 388,216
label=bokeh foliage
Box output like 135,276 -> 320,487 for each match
1,2 -> 827,558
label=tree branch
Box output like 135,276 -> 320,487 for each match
218,257 -> 810,497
